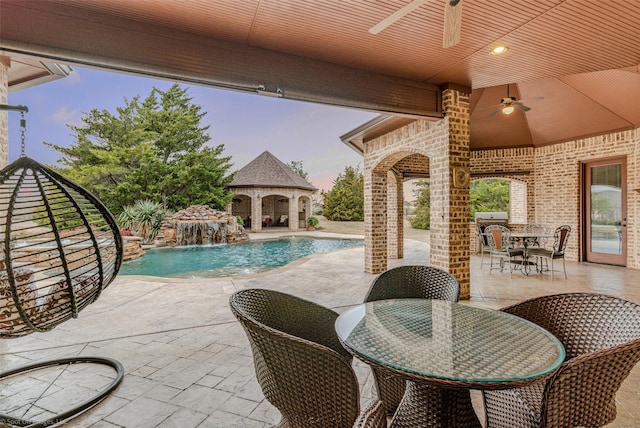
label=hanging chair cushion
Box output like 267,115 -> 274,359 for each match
0,268 -> 43,334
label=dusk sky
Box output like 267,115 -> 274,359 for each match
6,66 -> 378,193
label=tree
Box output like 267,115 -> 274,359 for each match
321,165 -> 364,221
45,84 -> 235,214
409,181 -> 430,229
470,179 -> 510,220
287,160 -> 309,181
409,179 -> 510,228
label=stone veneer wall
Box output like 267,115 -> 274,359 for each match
227,187 -> 314,232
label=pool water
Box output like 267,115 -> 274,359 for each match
118,237 -> 363,278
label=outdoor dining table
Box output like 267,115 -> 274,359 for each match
335,299 -> 565,428
509,231 -> 554,275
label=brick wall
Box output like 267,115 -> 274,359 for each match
469,130 -> 639,268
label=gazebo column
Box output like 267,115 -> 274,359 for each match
387,170 -> 403,259
430,87 -> 471,298
252,193 -> 262,232
288,194 -> 298,230
365,169 -> 388,273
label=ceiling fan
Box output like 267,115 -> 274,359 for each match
369,0 -> 463,48
489,85 -> 544,117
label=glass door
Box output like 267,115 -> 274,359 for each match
584,158 -> 626,265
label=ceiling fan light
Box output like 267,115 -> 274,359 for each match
490,45 -> 509,55
502,106 -> 515,115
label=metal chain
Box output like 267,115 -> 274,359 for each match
20,111 -> 26,157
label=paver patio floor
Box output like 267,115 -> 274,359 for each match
1,227 -> 639,427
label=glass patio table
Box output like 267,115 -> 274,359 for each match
509,232 -> 554,275
335,299 -> 565,428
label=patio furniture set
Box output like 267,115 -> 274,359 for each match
230,265 -> 640,428
478,223 -> 571,279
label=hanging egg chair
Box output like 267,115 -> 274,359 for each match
0,105 -> 124,427
0,155 -> 123,337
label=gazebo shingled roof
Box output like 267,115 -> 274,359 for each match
229,151 -> 316,192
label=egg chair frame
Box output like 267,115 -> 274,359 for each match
1,104 -> 124,426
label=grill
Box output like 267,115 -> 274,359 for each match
475,212 -> 509,226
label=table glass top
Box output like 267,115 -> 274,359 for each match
335,299 -> 565,384
509,232 -> 553,238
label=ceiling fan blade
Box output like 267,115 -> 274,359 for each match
515,103 -> 531,112
442,0 -> 462,48
518,96 -> 544,103
489,108 -> 500,117
369,0 -> 429,35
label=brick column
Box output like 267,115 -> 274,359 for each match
430,88 -> 471,298
364,169 -> 388,273
387,170 -> 404,259
0,55 -> 10,168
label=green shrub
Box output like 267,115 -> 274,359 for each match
118,200 -> 171,244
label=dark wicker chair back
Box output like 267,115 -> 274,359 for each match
484,293 -> 640,428
365,265 -> 460,303
230,288 -> 385,428
363,265 -> 460,416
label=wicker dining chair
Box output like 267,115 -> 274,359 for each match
483,293 -> 640,428
363,265 -> 460,416
527,225 -> 571,279
230,288 -> 386,428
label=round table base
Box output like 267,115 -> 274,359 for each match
389,381 -> 482,428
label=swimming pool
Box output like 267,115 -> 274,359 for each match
118,237 -> 363,278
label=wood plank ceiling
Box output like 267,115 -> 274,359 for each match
1,0 -> 639,149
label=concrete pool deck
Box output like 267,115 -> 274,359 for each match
1,220 -> 639,427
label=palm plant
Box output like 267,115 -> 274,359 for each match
118,200 -> 170,244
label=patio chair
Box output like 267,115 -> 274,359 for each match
527,225 -> 571,279
229,288 -> 386,428
363,265 -> 460,416
484,225 -> 524,277
483,293 -> 640,428
476,223 -> 491,268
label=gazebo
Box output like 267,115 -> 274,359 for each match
227,151 -> 316,232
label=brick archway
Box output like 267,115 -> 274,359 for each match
362,88 -> 471,298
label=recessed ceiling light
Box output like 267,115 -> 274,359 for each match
491,46 -> 509,55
